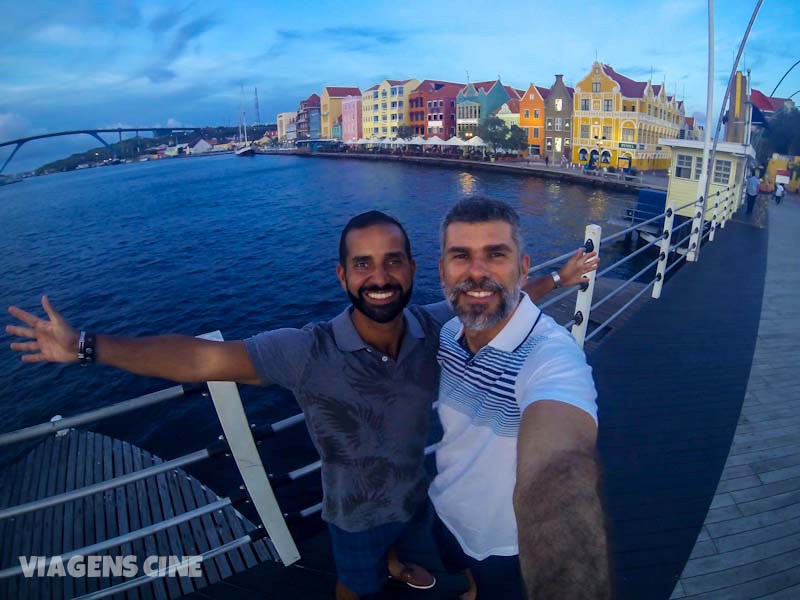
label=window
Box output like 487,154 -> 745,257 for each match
555,118 -> 562,131
545,137 -> 553,150
602,126 -> 612,139
373,91 -> 378,99
533,128 -> 539,139
390,88 -> 397,96
592,82 -> 600,92
604,99 -> 612,112
675,154 -> 693,178
391,126 -> 397,133
555,98 -> 562,111
594,67 -> 599,74
530,94 -> 534,100
622,127 -> 635,142
592,100 -> 601,111
382,103 -> 387,110
534,109 -> 540,119
391,101 -> 397,108
713,159 -> 731,185
565,137 -> 571,145
694,157 -> 703,180
565,120 -> 570,130
391,114 -> 397,121
580,124 -> 589,138
524,109 -> 530,119
579,148 -> 588,160
398,87 -> 404,95
647,105 -> 651,115
373,104 -> 378,111
546,118 -> 554,129
438,100 -> 443,107
373,127 -> 378,133
382,115 -> 387,121
373,116 -> 378,122
382,90 -> 387,97
382,127 -> 387,133
555,137 -> 562,152
398,101 -> 404,107
581,99 -> 590,111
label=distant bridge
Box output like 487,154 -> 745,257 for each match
0,127 -> 203,174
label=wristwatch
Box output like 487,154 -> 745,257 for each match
78,331 -> 97,366
550,270 -> 562,288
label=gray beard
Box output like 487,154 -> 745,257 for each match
445,277 -> 520,331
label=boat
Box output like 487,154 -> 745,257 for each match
235,91 -> 255,157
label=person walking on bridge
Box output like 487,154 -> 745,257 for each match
745,171 -> 760,215
6,210 -> 597,600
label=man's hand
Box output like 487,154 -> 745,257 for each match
6,296 -> 79,363
559,248 -> 598,287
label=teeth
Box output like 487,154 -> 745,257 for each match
367,291 -> 394,299
466,291 -> 493,298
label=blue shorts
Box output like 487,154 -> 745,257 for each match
328,501 -> 432,595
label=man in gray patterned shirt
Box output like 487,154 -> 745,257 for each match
7,210 -> 596,600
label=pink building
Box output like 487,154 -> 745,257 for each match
342,94 -> 363,142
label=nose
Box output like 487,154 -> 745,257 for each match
466,256 -> 490,281
370,264 -> 389,287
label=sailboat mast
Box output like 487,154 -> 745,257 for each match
243,111 -> 248,144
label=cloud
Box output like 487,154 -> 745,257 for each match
264,26 -> 410,58
166,117 -> 182,127
617,65 -> 656,78
145,67 -> 177,84
0,112 -> 30,140
164,14 -> 218,61
32,24 -> 91,47
149,5 -> 190,36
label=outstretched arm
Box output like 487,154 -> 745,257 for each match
514,401 -> 610,600
523,248 -> 598,301
6,296 -> 260,384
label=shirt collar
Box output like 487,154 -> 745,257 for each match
453,292 -> 542,353
332,305 -> 425,352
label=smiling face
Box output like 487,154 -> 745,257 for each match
439,220 -> 530,331
336,223 -> 416,324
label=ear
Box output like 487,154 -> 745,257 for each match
336,264 -> 348,293
519,253 -> 531,286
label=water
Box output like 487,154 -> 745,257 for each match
0,154 -> 646,503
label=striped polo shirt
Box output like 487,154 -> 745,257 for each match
429,292 -> 598,559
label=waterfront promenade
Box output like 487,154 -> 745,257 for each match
671,194 -> 800,599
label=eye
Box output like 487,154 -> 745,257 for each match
490,252 -> 507,258
354,260 -> 369,269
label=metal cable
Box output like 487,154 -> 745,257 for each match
528,247 -> 586,275
596,233 -> 664,277
538,285 -> 580,310
665,252 -> 689,275
585,279 -> 657,342
600,211 -> 667,245
591,256 -> 660,313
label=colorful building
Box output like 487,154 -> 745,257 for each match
408,80 -> 463,139
543,74 -> 574,162
321,87 -> 361,138
296,93 -> 321,139
493,98 -> 520,129
331,116 -> 343,140
277,112 -> 296,142
750,88 -> 795,120
341,94 -> 362,142
519,84 -> 549,156
456,79 -> 522,138
361,79 -> 420,138
572,62 -> 684,171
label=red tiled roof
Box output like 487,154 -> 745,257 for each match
602,64 -> 648,98
324,86 -> 361,97
411,80 -> 464,94
364,84 -> 379,92
503,85 -> 523,99
504,98 -> 520,113
751,88 -> 787,112
386,79 -> 412,85
471,80 -> 497,93
303,93 -> 320,104
536,86 -> 550,100
685,117 -> 695,127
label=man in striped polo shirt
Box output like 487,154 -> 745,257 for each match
430,198 -> 610,599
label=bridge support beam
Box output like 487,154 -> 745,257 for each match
0,142 -> 24,175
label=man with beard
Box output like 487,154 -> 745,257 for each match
6,210 -> 597,600
431,198 -> 610,600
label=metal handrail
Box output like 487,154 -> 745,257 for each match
600,211 -> 667,245
592,256 -> 661,313
672,218 -> 694,233
674,197 -> 703,212
596,233 -> 665,277
528,247 -> 585,275
670,230 -> 695,252
538,285 -> 580,311
0,383 -> 206,447
586,278 -> 657,342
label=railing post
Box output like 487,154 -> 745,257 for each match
709,190 -> 720,241
686,197 -> 703,262
571,224 -> 601,348
652,203 -> 674,299
720,189 -> 728,229
199,331 -> 300,566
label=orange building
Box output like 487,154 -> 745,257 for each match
519,84 -> 550,157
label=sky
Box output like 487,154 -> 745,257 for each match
1,0 -> 798,173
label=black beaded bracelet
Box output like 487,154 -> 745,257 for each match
78,331 -> 96,365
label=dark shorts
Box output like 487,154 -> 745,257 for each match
432,509 -> 525,599
328,501 -> 433,595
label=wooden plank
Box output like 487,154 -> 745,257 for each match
102,434 -> 120,595
46,433 -> 70,600
165,467 -> 207,592
111,437 -> 137,600
22,435 -> 54,600
187,475 -> 232,580
133,447 -> 172,600
0,455 -> 23,600
202,485 -> 246,574
151,453 -> 194,596
224,504 -> 258,569
122,441 -> 154,600
6,445 -> 40,600
176,470 -> 221,585
62,431 -> 80,600
93,431 -> 109,592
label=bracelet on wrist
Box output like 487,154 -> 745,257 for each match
77,331 -> 96,365
550,270 -> 562,289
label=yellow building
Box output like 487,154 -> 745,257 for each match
572,62 -> 684,171
320,87 -> 361,139
493,98 -> 521,129
361,79 -> 420,138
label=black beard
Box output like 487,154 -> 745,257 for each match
348,283 -> 413,324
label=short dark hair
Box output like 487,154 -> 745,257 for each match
339,210 -> 412,267
440,196 -> 524,252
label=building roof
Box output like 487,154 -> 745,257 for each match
364,84 -> 379,92
386,79 -> 412,86
324,86 -> 361,98
536,85 -> 550,100
685,116 -> 695,127
751,88 -> 787,112
411,80 -> 465,94
504,98 -> 520,113
602,64 -> 649,98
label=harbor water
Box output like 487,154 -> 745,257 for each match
0,153 -> 652,510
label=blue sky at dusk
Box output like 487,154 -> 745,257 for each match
1,0 -> 798,172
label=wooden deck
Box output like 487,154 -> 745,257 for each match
0,429 -> 277,600
671,195 -> 800,599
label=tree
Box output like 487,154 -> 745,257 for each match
477,116 -> 509,154
755,108 -> 800,163
396,125 -> 414,139
506,125 -> 529,156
